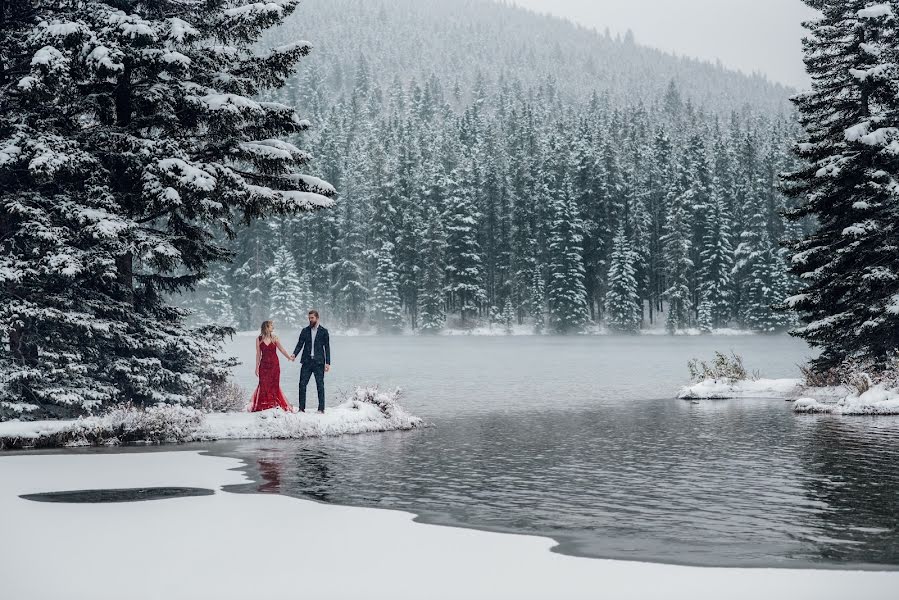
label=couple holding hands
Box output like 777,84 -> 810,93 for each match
250,309 -> 331,414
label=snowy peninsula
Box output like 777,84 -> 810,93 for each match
0,388 -> 423,450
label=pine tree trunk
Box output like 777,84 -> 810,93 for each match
114,64 -> 134,303
116,252 -> 134,302
9,324 -> 38,366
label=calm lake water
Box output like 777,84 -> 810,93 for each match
207,334 -> 899,569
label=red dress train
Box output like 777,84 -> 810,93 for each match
250,337 -> 293,412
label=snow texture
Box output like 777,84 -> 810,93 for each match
0,388 -> 423,448
677,378 -> 802,400
1,451 -> 897,599
794,384 -> 899,415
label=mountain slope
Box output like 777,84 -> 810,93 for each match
267,0 -> 794,116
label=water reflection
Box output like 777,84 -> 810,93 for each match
794,417 -> 899,565
249,447 -> 334,502
210,335 -> 899,569
212,406 -> 899,569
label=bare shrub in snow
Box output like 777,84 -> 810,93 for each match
798,363 -> 843,388
0,404 -> 203,450
200,381 -> 249,413
799,356 -> 899,394
687,352 -> 757,383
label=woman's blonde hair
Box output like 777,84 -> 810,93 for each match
260,320 -> 274,338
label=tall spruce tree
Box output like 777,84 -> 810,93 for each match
785,0 -> 899,370
662,184 -> 694,333
371,242 -> 404,333
547,177 -> 590,334
604,226 -> 642,333
270,247 -> 306,329
187,266 -> 236,328
444,162 -> 485,326
697,181 -> 734,329
418,206 -> 447,334
0,0 -> 334,419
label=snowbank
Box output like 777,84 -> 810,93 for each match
794,384 -> 899,415
2,452 -> 897,600
0,388 -> 423,449
677,378 -> 802,400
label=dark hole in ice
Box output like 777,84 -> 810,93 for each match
20,487 -> 215,503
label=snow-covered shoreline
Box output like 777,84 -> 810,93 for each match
2,451 -> 897,600
794,384 -> 899,415
678,377 -> 899,416
677,378 -> 803,400
0,388 -> 424,449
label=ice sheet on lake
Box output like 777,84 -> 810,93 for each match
1,451 -> 897,600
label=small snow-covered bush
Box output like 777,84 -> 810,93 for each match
687,352 -> 757,383
0,404 -> 203,450
343,387 -> 408,420
200,381 -> 249,413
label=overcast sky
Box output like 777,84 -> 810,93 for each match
511,0 -> 818,89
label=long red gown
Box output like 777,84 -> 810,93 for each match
250,337 -> 293,412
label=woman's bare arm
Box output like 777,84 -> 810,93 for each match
255,337 -> 261,377
274,336 -> 292,360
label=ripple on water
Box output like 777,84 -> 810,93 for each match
210,335 -> 899,569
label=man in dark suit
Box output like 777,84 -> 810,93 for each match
291,309 -> 332,413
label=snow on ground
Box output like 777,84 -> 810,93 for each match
2,451 -> 897,600
677,378 -> 802,400
0,389 -> 423,448
794,384 -> 899,415
679,378 -> 899,416
197,394 -> 422,440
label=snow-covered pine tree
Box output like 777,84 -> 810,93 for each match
662,183 -> 694,333
604,226 -> 642,333
232,221 -> 275,327
444,161 -> 486,326
531,268 -> 546,334
270,247 -> 306,329
328,177 -> 368,327
696,300 -> 714,334
735,188 -> 792,332
547,176 -> 590,334
683,134 -> 712,316
0,1 -> 334,419
190,267 -> 237,328
371,242 -> 405,333
645,128 -> 673,324
501,297 -> 515,334
418,206 -> 447,334
785,0 -> 899,370
697,180 -> 734,330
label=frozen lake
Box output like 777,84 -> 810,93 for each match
208,333 -> 899,569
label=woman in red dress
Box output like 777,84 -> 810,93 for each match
250,320 -> 295,412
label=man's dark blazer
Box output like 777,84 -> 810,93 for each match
293,326 -> 331,366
